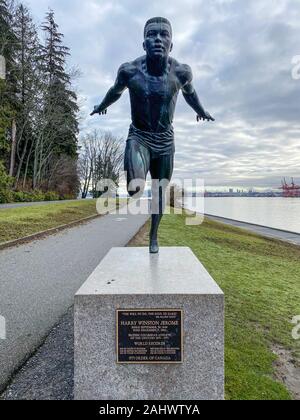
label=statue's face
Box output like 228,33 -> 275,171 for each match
143,22 -> 173,59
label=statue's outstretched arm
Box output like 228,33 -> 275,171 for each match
181,66 -> 215,122
90,64 -> 128,116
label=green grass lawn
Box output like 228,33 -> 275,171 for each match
129,211 -> 300,400
0,199 -> 122,244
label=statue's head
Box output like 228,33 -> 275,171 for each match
143,17 -> 173,59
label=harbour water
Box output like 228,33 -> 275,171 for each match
185,197 -> 300,234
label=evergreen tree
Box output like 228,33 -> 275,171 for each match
0,0 -> 17,170
34,9 -> 79,190
40,10 -> 78,156
0,0 -> 15,61
1,4 -> 79,197
0,78 -> 13,157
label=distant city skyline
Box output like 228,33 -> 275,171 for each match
25,0 -> 300,187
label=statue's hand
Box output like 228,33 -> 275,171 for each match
197,111 -> 215,122
90,105 -> 107,116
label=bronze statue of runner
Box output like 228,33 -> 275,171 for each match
91,17 -> 214,253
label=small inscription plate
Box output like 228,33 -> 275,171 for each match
116,309 -> 183,364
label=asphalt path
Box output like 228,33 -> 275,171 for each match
0,203 -> 149,391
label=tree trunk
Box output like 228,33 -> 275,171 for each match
22,142 -> 34,189
9,119 -> 17,177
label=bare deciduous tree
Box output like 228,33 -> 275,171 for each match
78,130 -> 124,198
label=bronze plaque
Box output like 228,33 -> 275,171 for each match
116,309 -> 183,364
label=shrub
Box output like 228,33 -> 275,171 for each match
12,190 -> 47,203
0,181 -> 74,204
0,188 -> 13,203
0,161 -> 12,189
0,161 -> 13,203
12,191 -> 28,202
30,190 -> 45,202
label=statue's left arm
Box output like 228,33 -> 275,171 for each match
180,65 -> 215,122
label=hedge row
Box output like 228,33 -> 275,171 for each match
0,189 -> 74,204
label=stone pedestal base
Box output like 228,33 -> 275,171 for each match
74,247 -> 224,400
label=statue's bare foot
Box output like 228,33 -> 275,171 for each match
149,239 -> 159,254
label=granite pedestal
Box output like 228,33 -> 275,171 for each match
74,247 -> 224,400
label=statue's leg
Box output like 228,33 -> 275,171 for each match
149,153 -> 174,254
124,139 -> 150,198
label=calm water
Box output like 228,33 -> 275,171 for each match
185,197 -> 300,234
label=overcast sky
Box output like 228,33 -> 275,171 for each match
24,0 -> 300,189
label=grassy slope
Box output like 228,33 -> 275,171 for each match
0,200 -> 104,244
129,211 -> 300,400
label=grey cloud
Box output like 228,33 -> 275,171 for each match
25,0 -> 300,187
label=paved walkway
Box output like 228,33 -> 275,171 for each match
1,308 -> 74,400
0,204 -> 149,391
205,214 -> 300,246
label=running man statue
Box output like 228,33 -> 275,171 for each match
91,17 -> 214,254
